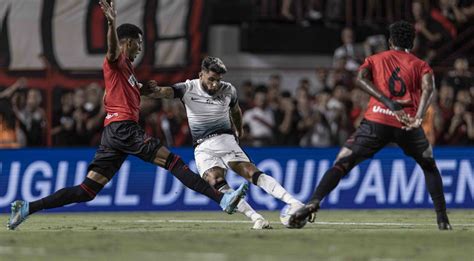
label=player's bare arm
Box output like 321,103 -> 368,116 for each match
140,80 -> 175,99
403,73 -> 435,130
356,68 -> 410,126
230,103 -> 244,138
99,0 -> 120,62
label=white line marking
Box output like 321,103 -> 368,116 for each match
129,219 -> 474,227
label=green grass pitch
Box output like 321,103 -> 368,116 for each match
0,210 -> 473,261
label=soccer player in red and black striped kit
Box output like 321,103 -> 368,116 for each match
7,0 -> 247,230
290,21 -> 452,230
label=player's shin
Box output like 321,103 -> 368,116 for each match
311,165 -> 347,202
28,178 -> 104,215
252,171 -> 299,205
165,153 -> 223,203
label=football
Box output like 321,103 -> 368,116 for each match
280,204 -> 307,229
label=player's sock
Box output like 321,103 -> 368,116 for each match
218,183 -> 262,222
418,158 -> 447,215
252,172 -> 299,205
311,165 -> 346,202
165,153 -> 222,203
28,178 -> 103,215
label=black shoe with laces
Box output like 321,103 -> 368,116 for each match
437,212 -> 452,230
288,200 -> 320,229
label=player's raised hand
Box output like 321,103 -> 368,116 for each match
99,0 -> 116,25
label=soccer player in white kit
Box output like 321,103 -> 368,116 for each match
143,57 -> 304,229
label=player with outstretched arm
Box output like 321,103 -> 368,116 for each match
7,0 -> 247,230
141,57 -> 308,229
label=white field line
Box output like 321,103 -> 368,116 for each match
127,219 -> 474,227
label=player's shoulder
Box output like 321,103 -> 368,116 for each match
178,79 -> 199,91
220,81 -> 236,92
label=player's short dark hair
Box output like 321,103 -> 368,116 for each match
117,23 -> 143,41
201,56 -> 227,74
389,21 -> 415,49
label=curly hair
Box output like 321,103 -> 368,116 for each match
117,23 -> 143,41
389,21 -> 415,49
201,56 -> 227,74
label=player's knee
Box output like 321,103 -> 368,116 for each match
251,171 -> 264,185
77,178 -> 104,202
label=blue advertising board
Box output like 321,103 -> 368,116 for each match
0,147 -> 473,212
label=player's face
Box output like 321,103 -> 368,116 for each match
128,34 -> 143,62
200,70 -> 223,95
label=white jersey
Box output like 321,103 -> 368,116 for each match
172,79 -> 238,145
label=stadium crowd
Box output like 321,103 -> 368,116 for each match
1,56 -> 472,148
0,0 -> 472,148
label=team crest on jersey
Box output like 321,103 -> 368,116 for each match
128,74 -> 139,88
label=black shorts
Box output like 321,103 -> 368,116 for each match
88,121 -> 162,180
344,119 -> 431,159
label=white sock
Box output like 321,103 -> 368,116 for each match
256,174 -> 300,205
220,185 -> 263,222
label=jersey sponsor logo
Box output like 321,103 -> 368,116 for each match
189,96 -> 226,106
128,75 -> 139,88
372,105 -> 395,116
106,113 -> 119,119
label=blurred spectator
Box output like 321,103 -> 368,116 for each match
412,0 -> 452,61
430,0 -> 460,38
349,88 -> 369,127
52,91 -> 77,146
145,98 -> 191,147
0,78 -> 27,148
443,58 -> 473,91
14,89 -> 47,146
267,74 -> 282,112
299,110 -> 332,147
363,34 -> 388,56
238,80 -> 254,111
333,27 -> 365,71
296,85 -> 331,147
443,101 -> 474,144
326,85 -> 352,145
314,68 -> 331,93
83,83 -> 106,145
274,91 -> 301,145
243,86 -> 275,146
280,0 -> 324,25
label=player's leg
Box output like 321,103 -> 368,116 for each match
8,145 -> 125,230
290,120 -> 390,228
202,166 -> 269,229
395,128 -> 451,230
229,161 -> 303,208
116,122 -> 247,213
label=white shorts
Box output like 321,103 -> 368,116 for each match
194,134 -> 250,177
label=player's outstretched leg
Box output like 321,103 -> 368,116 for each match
289,163 -> 349,228
7,176 -> 104,230
160,151 -> 247,214
230,162 -> 305,223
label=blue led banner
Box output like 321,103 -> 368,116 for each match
0,148 -> 473,212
